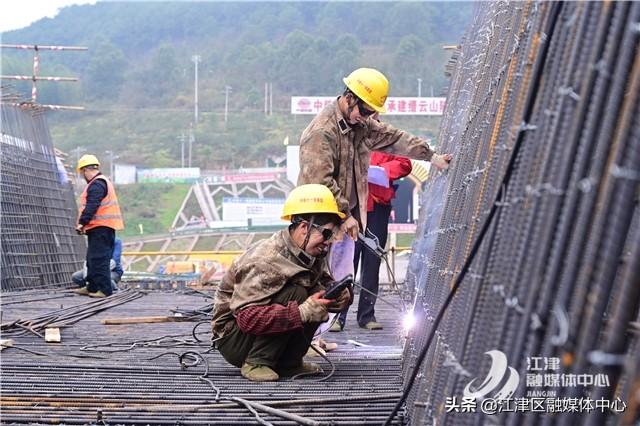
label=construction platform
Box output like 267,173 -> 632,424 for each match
0,287 -> 407,425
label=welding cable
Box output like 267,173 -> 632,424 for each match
347,275 -> 404,311
171,303 -> 213,320
293,342 -> 337,382
176,351 -> 274,425
80,331 -> 210,353
145,351 -> 185,362
177,351 -> 222,401
3,343 -> 108,360
64,352 -> 110,360
178,351 -> 206,371
192,320 -> 211,342
356,238 -> 407,311
190,321 -> 224,353
381,252 -> 407,311
383,3 -> 563,424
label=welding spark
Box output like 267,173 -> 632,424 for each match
403,310 -> 416,331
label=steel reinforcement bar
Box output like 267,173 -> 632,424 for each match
1,88 -> 84,291
402,2 -> 640,425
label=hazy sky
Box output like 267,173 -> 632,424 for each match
0,0 -> 96,33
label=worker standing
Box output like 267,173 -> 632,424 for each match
297,67 -> 452,289
212,184 -> 351,382
332,152 -> 413,331
74,154 -> 124,298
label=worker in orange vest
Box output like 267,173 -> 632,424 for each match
74,154 -> 124,298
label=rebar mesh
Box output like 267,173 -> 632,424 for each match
404,2 -> 640,425
1,87 -> 84,291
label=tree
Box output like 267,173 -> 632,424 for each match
391,35 -> 426,95
84,39 -> 126,100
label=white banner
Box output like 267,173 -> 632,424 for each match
222,197 -> 285,222
114,164 -> 137,185
137,167 -> 200,183
291,96 -> 446,115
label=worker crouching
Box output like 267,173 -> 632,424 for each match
212,184 -> 351,382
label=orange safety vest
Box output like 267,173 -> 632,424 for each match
78,175 -> 124,231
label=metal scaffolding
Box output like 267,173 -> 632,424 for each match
1,88 -> 84,291
402,1 -> 640,425
0,43 -> 87,110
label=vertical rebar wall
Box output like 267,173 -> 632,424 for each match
1,88 -> 84,291
405,1 -> 639,425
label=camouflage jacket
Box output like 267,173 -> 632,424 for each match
211,228 -> 333,335
297,99 -> 434,230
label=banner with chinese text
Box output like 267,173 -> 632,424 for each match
291,96 -> 446,115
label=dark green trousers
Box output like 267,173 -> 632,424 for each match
216,283 -> 319,369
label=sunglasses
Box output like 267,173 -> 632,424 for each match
309,222 -> 336,241
356,98 -> 376,117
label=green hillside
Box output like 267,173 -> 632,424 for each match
2,2 -> 472,169
117,183 -> 190,238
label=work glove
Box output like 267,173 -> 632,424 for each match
328,287 -> 352,313
298,292 -> 330,323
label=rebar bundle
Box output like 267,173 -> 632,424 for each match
1,289 -> 144,337
1,87 -> 84,291
403,2 -> 640,425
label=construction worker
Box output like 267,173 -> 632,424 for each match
212,184 -> 352,382
297,67 -> 452,305
74,154 -> 124,298
332,152 -> 413,331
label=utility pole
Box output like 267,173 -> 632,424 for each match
179,133 -> 186,167
269,82 -> 273,115
417,78 -> 422,98
105,150 -> 116,181
192,55 -> 201,124
224,85 -> 232,129
188,125 -> 194,167
264,82 -> 268,115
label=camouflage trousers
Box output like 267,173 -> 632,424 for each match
216,283 -> 319,369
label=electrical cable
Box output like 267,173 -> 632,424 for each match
355,236 -> 407,311
192,320 -> 211,342
292,340 -> 336,383
176,350 -> 323,425
80,331 -> 211,353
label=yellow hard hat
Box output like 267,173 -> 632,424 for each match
281,184 -> 346,221
343,68 -> 389,113
77,154 -> 100,171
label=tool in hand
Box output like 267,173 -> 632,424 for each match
323,274 -> 354,300
356,229 -> 406,311
357,229 -> 386,259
